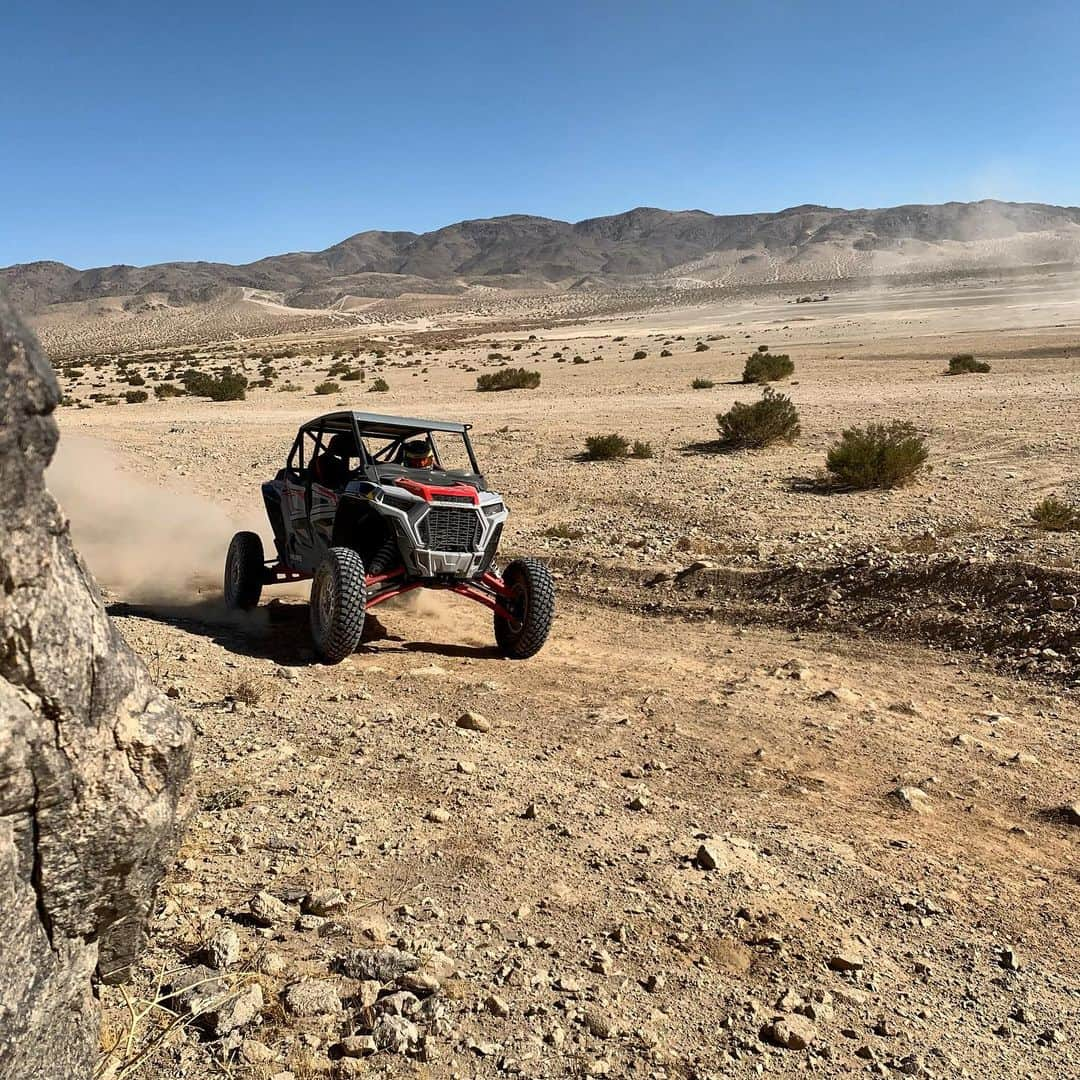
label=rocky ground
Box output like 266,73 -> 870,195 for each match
33,271 -> 1077,1078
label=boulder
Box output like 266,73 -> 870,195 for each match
0,295 -> 192,1078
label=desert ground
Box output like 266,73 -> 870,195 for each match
40,267 -> 1078,1078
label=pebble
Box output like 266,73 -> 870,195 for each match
427,807 -> 451,823
302,887 -> 346,916
206,926 -> 240,969
694,843 -> 728,871
283,980 -> 343,1017
249,890 -> 292,926
761,1014 -> 817,1050
891,786 -> 932,814
456,711 -> 492,732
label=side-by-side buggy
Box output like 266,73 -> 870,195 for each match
224,411 -> 555,662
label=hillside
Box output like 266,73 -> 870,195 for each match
5,200 -> 1080,314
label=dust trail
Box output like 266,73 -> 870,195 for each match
47,435 -> 259,605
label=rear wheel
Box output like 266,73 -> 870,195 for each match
494,558 -> 555,659
224,531 -> 264,610
310,546 -> 367,663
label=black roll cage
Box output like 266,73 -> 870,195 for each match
287,412 -> 482,484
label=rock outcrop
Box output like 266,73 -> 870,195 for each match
0,294 -> 192,1079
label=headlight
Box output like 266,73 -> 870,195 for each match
482,501 -> 505,516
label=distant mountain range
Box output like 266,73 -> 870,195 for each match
4,200 -> 1080,313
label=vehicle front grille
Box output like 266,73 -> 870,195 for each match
434,494 -> 475,504
420,506 -> 482,552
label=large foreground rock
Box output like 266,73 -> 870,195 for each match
0,296 -> 193,1079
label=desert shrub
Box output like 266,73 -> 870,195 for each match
630,440 -> 654,459
327,361 -> 350,376
584,434 -> 629,461
660,349 -> 673,357
691,377 -> 715,389
342,369 -> 363,381
948,354 -> 991,374
825,420 -> 928,489
476,367 -> 541,391
277,381 -> 301,392
1030,495 -> 1080,532
154,382 -> 185,399
695,342 -> 709,352
632,350 -> 647,360
757,344 -> 770,353
124,389 -> 148,404
183,371 -> 247,401
718,386 -> 801,449
369,377 -> 390,392
743,352 -> 794,383
314,380 -> 340,395
542,523 -> 585,540
126,373 -> 145,386
573,355 -> 587,364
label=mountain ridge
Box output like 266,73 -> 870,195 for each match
5,199 -> 1080,313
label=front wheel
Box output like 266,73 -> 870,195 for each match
310,547 -> 367,663
494,558 -> 555,659
224,531 -> 264,610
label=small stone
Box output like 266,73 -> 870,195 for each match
627,794 -> 650,812
283,980 -> 342,1017
427,807 -> 451,823
457,760 -> 476,774
373,1015 -> 419,1054
1059,802 -> 1080,827
761,1014 -> 816,1050
828,946 -> 865,972
522,802 -> 538,819
338,1035 -> 377,1058
240,1039 -> 274,1064
302,887 -> 346,916
250,890 -> 292,926
642,973 -> 666,993
206,926 -> 240,970
891,786 -> 932,814
399,972 -> 441,995
257,951 -> 287,976
999,946 -> 1021,971
694,843 -> 728,871
456,711 -> 491,732
486,994 -> 510,1017
375,990 -> 419,1017
583,1007 -> 613,1039
338,946 -> 421,982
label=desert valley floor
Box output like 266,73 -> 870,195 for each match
39,268 -> 1078,1078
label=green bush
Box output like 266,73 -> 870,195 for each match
154,382 -> 185,399
584,433 -> 629,461
124,389 -> 148,404
1030,495 -> 1080,532
182,371 -> 247,401
630,440 -> 654,459
369,377 -> 390,392
476,367 -> 541,391
825,420 -> 928,489
947,354 -> 991,374
742,352 -> 794,383
691,377 -> 715,389
314,381 -> 340,395
717,386 -> 801,449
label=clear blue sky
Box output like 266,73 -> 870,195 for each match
3,1 -> 1078,268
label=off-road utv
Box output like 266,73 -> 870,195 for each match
224,411 -> 555,662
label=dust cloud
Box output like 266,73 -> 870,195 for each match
47,436 -> 250,603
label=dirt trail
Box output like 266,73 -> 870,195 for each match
101,582 -> 1079,1078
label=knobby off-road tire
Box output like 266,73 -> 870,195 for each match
494,557 -> 555,659
310,546 -> 367,664
224,531 -> 264,610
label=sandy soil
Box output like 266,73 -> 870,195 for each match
41,269 -> 1078,1078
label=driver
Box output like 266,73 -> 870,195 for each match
402,439 -> 434,470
